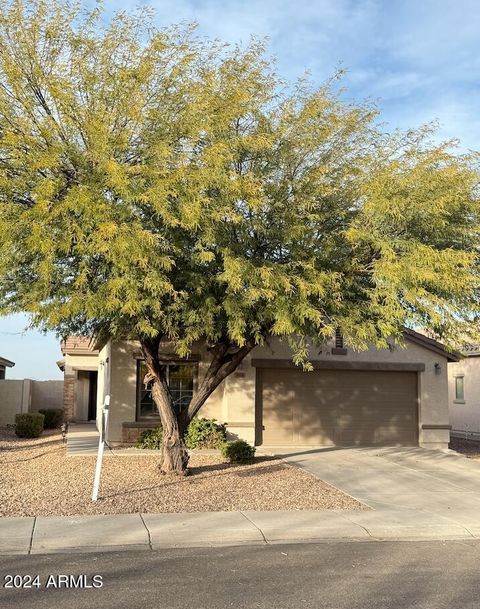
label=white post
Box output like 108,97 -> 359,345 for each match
92,395 -> 110,502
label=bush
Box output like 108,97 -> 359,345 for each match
222,440 -> 256,464
184,417 -> 226,450
135,427 -> 163,449
15,413 -> 45,438
38,408 -> 64,429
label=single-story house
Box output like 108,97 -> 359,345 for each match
0,356 -> 15,379
60,329 -> 457,450
448,343 -> 480,439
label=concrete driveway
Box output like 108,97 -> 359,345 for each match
277,446 -> 480,515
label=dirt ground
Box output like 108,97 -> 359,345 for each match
0,428 -> 365,516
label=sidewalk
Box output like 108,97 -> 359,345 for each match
2,508 -> 480,555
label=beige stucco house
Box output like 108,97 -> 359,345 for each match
448,344 -> 480,439
60,329 -> 456,450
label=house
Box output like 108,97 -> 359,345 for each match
60,328 -> 456,450
448,343 -> 480,439
0,355 -> 15,379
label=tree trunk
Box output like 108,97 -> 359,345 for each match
140,336 -> 189,475
151,380 -> 189,475
140,334 -> 255,474
182,339 -> 256,427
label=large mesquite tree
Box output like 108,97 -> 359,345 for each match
0,0 -> 479,473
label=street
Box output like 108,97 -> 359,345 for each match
1,540 -> 480,609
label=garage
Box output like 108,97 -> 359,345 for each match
258,367 -> 419,446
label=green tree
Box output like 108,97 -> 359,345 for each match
0,0 -> 479,473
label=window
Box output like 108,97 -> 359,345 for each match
0,367 -> 5,380
137,361 -> 196,419
335,328 -> 344,349
454,376 -> 465,402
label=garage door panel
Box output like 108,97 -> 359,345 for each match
261,369 -> 418,446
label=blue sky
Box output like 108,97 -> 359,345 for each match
2,0 -> 478,380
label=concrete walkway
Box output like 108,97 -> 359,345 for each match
3,507 -> 480,555
66,423 -> 99,456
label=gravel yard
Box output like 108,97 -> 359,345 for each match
0,428 -> 364,516
449,436 -> 480,458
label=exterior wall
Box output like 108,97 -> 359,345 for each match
448,356 -> 480,438
105,335 -> 450,449
236,337 -> 450,449
96,342 -> 111,433
64,353 -> 98,371
0,380 -> 31,425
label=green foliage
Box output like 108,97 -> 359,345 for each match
184,417 -> 226,449
38,408 -> 64,429
15,413 -> 44,438
135,419 -> 226,450
135,427 -> 163,449
222,440 -> 256,464
0,0 -> 478,369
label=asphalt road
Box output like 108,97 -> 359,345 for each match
1,540 -> 480,609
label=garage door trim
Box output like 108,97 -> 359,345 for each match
251,359 -> 425,372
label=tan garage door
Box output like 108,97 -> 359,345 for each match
261,369 -> 418,446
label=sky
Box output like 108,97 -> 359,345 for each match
1,0 -> 478,380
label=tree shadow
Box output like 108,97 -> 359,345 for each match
99,458 -> 288,500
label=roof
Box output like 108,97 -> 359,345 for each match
60,336 -> 98,355
403,328 -> 460,363
0,356 -> 15,368
457,342 -> 480,357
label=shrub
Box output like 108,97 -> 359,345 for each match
184,417 -> 226,450
15,413 -> 45,438
38,408 -> 64,429
135,427 -> 163,449
222,440 -> 255,464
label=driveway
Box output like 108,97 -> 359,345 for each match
279,446 -> 480,515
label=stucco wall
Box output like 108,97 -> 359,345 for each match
95,342 -> 111,433
105,335 -> 450,448
64,353 -> 99,371
29,381 -> 63,412
448,356 -> 480,438
0,379 -> 64,425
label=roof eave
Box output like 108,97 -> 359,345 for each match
403,328 -> 461,363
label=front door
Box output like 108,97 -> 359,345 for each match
88,371 -> 98,421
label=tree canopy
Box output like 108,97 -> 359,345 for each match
0,0 -> 479,471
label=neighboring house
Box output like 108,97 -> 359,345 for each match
61,328 -> 456,450
448,343 -> 480,439
0,356 -> 15,379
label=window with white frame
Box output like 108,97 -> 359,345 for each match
454,375 -> 465,402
